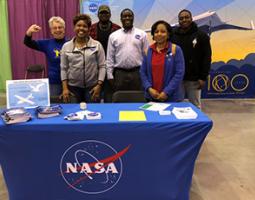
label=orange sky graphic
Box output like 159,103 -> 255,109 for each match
211,30 -> 255,62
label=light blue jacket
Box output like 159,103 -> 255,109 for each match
61,37 -> 106,88
140,42 -> 185,102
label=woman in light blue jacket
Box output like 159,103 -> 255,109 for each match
61,14 -> 106,103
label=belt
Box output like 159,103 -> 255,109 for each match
114,66 -> 140,72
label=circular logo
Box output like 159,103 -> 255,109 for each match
60,140 -> 124,194
230,74 -> 249,92
89,3 -> 98,13
212,74 -> 230,92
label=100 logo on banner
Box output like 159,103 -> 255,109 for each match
207,73 -> 249,92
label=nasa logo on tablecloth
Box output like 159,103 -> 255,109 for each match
60,140 -> 130,194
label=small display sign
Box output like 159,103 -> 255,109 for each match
6,78 -> 50,109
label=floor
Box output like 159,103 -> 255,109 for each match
1,99 -> 255,200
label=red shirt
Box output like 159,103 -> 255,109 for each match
151,43 -> 168,92
90,22 -> 121,40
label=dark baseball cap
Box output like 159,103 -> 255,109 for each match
98,5 -> 110,14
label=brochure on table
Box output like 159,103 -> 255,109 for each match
139,102 -> 170,111
6,78 -> 50,109
172,107 -> 198,119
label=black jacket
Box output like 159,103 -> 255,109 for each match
171,22 -> 212,81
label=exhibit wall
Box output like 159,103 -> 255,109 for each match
83,0 -> 255,98
0,0 -> 254,98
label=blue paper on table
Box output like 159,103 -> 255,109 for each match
1,107 -> 32,124
36,105 -> 62,118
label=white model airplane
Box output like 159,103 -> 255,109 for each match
190,11 -> 254,35
15,94 -> 35,105
145,10 -> 254,35
29,83 -> 44,92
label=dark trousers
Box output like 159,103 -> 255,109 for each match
103,79 -> 114,103
114,67 -> 142,91
68,85 -> 101,103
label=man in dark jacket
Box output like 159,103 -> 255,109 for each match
90,5 -> 121,102
90,5 -> 120,54
171,9 -> 212,108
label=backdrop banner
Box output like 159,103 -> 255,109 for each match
82,0 -> 255,98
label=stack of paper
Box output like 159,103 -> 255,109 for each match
140,102 -> 170,111
119,111 -> 146,121
36,105 -> 62,118
172,107 -> 198,119
1,107 -> 32,124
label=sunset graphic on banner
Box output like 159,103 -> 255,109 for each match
82,0 -> 254,62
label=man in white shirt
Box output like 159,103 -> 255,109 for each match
106,8 -> 149,91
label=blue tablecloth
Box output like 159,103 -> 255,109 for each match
0,103 -> 212,200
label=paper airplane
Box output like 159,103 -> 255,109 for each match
15,94 -> 35,105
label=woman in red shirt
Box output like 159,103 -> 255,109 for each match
140,20 -> 185,102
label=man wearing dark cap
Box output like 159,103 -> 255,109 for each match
90,5 -> 121,102
90,5 -> 120,53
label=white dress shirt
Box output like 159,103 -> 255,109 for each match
106,27 -> 149,79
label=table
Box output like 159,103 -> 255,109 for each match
0,103 -> 212,200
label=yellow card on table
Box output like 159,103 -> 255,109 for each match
119,111 -> 147,121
